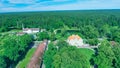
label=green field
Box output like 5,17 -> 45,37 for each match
78,48 -> 94,60
16,48 -> 36,68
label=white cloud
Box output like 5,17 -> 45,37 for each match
0,3 -> 3,6
0,0 -> 120,12
25,0 -> 120,10
53,0 -> 70,2
7,0 -> 69,4
8,0 -> 39,4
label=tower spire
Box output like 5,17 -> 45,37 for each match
22,23 -> 24,30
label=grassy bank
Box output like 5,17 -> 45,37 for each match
16,48 -> 36,68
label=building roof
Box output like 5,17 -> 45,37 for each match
27,40 -> 47,68
31,28 -> 39,31
110,41 -> 116,46
23,28 -> 39,31
68,35 -> 81,40
17,32 -> 26,35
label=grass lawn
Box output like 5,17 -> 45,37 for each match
78,48 -> 94,60
16,48 -> 36,68
78,48 -> 94,68
0,29 -> 21,35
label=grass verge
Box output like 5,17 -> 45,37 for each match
16,48 -> 36,68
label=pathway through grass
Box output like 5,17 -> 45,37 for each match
16,48 -> 36,68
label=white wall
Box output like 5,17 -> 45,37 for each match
67,39 -> 83,47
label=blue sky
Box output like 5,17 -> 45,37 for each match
0,0 -> 120,12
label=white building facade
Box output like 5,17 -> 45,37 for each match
23,28 -> 39,34
67,35 -> 84,47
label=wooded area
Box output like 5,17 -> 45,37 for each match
0,34 -> 33,68
0,10 -> 120,68
0,10 -> 120,42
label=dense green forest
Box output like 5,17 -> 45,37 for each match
1,10 -> 120,42
0,10 -> 120,68
0,10 -> 120,31
0,34 -> 33,68
44,41 -> 93,68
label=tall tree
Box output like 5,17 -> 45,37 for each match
112,43 -> 120,68
53,46 -> 90,68
3,37 -> 19,61
43,43 -> 57,68
81,25 -> 99,39
37,32 -> 49,41
0,56 -> 6,68
93,40 -> 115,68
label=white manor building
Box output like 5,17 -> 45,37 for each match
23,28 -> 40,34
67,35 -> 84,47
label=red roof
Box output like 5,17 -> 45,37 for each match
68,35 -> 81,40
27,40 -> 47,68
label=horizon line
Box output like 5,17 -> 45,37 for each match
0,9 -> 120,13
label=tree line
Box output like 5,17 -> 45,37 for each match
0,10 -> 120,43
0,34 -> 33,68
